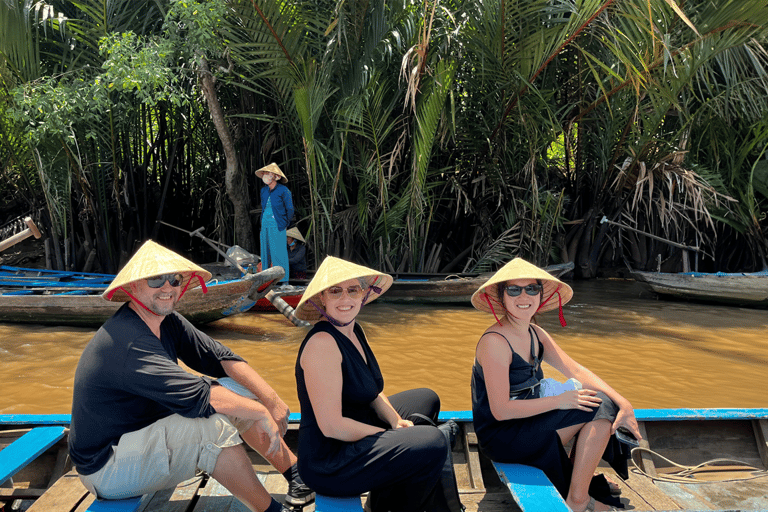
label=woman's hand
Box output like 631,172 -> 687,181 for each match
613,407 -> 642,440
556,388 -> 602,411
392,418 -> 414,429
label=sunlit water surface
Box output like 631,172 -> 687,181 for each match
1,279 -> 766,414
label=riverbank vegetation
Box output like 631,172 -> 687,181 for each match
2,0 -> 768,276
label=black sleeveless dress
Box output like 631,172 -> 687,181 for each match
470,326 -> 614,497
296,321 -> 447,512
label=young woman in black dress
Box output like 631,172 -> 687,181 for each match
470,258 -> 641,512
294,256 -> 454,512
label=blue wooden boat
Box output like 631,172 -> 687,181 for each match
631,269 -> 768,307
0,265 -> 284,327
2,408 -> 767,511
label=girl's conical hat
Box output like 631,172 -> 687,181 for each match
255,162 -> 288,184
471,258 -> 573,315
295,256 -> 393,323
103,240 -> 211,302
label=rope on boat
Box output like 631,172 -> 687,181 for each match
630,446 -> 768,484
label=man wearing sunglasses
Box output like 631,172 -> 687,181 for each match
69,240 -> 312,512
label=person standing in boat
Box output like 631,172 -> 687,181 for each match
68,240 -> 313,512
285,227 -> 307,279
256,163 -> 294,287
293,256 -> 461,512
470,258 -> 641,512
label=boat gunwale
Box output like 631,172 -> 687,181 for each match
3,408 -> 767,426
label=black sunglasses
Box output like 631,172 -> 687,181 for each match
504,284 -> 542,297
147,273 -> 184,288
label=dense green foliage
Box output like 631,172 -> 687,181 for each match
1,0 -> 767,274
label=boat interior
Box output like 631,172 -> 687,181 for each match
2,414 -> 768,512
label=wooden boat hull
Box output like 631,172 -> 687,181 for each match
0,268 -> 284,327
631,269 -> 768,307
374,262 -> 575,305
4,407 -> 766,512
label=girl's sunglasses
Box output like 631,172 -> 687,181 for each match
147,273 -> 184,288
504,284 -> 542,297
326,285 -> 364,299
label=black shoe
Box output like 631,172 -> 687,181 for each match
438,419 -> 460,449
285,478 -> 315,506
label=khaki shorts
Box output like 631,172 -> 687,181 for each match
80,413 -> 255,499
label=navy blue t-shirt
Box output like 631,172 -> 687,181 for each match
68,303 -> 245,475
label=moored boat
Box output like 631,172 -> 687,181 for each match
631,269 -> 768,307
0,265 -> 284,327
272,263 -> 576,308
3,407 -> 767,512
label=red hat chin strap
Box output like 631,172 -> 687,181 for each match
537,284 -> 567,327
179,272 -> 207,300
120,287 -> 161,316
484,293 -> 505,326
105,272 -> 208,315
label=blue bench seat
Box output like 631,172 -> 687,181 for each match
492,462 -> 570,512
314,494 -> 364,512
0,426 -> 66,486
85,497 -> 144,512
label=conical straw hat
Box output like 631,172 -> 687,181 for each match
471,258 -> 573,314
255,162 -> 288,184
103,240 -> 212,302
295,256 -> 393,323
286,227 -> 305,244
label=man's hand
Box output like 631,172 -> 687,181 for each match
255,414 -> 283,457
266,397 -> 290,437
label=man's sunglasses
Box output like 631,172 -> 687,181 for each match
326,285 -> 364,299
147,273 -> 184,288
504,284 -> 542,297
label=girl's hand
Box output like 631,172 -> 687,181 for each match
393,418 -> 414,429
556,388 -> 602,411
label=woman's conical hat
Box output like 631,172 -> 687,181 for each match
286,227 -> 305,244
103,240 -> 211,302
255,162 -> 288,184
295,256 -> 393,323
471,257 -> 573,314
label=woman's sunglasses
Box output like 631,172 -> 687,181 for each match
326,285 -> 364,299
147,273 -> 184,288
504,284 -> 542,297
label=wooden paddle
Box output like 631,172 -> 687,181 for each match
0,218 -> 42,252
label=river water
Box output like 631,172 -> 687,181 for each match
1,279 -> 766,415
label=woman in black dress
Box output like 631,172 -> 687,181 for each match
470,258 -> 640,512
294,256 -> 452,512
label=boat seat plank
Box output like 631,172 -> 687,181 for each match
314,494 -> 364,512
463,422 -> 485,490
491,462 -> 569,512
0,425 -> 66,485
753,419 -> 768,469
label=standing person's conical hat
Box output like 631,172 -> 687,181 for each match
103,240 -> 212,302
255,162 -> 288,184
286,227 -> 305,244
471,257 -> 573,325
295,256 -> 393,323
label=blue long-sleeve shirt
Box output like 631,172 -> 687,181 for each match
260,183 -> 294,231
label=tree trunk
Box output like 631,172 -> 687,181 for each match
198,57 -> 255,253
